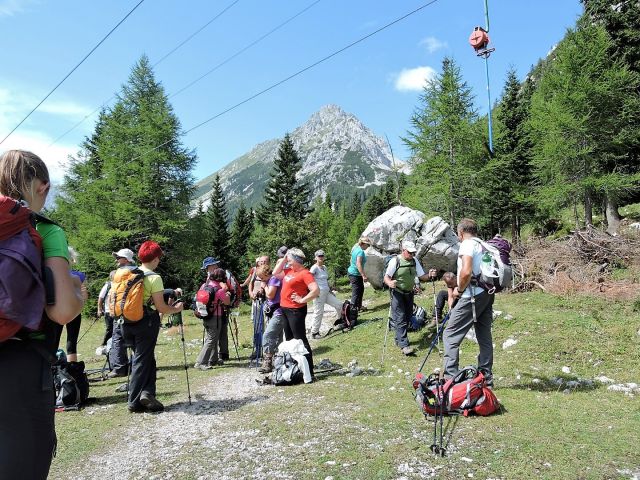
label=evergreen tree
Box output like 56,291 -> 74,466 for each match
403,57 -> 484,226
347,191 -> 363,223
528,19 -> 640,232
229,201 -> 253,273
257,133 -> 310,224
205,174 -> 232,269
481,68 -> 534,241
55,55 -> 196,290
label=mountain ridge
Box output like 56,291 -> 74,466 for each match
194,104 -> 400,213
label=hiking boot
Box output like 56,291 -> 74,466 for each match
216,359 -> 224,366
311,332 -> 321,340
220,353 -> 230,361
258,353 -> 273,374
106,370 -> 126,379
140,392 -> 164,412
128,404 -> 145,413
480,369 -> 494,389
198,364 -> 212,371
401,346 -> 415,356
115,383 -> 129,393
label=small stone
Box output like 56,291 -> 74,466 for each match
504,314 -> 514,321
325,460 -> 336,465
562,366 -> 571,374
502,338 -> 517,350
460,457 -> 473,463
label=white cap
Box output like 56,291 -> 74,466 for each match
402,241 -> 417,253
112,248 -> 134,262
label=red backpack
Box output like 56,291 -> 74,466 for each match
0,196 -> 46,342
413,366 -> 499,417
193,282 -> 221,319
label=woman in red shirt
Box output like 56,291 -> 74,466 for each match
278,248 -> 320,377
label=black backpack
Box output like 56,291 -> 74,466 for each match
335,300 -> 358,330
53,360 -> 89,408
271,352 -> 303,386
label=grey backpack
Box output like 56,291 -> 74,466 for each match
271,352 -> 303,386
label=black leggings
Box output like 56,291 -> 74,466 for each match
0,341 -> 56,480
54,314 -> 81,354
102,314 -> 114,346
280,306 -> 314,376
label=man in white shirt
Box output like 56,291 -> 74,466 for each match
443,218 -> 494,385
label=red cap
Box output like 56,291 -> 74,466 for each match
138,240 -> 163,263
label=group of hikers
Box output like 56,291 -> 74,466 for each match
1,148 -> 503,479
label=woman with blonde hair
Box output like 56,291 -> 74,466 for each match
0,150 -> 86,479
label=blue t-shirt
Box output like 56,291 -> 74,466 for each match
347,244 -> 366,276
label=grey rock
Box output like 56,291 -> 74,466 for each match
361,206 -> 459,289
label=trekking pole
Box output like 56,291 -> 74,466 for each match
254,302 -> 264,370
431,279 -> 441,348
176,309 -> 192,405
418,312 -> 450,373
76,315 -> 100,346
380,290 -> 393,367
430,368 -> 440,454
437,368 -> 446,456
229,309 -> 241,361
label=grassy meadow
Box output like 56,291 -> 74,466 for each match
49,283 -> 640,480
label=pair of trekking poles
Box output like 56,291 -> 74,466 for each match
380,280 -> 450,456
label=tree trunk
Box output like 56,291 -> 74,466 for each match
573,200 -> 580,229
584,189 -> 593,227
604,194 -> 622,235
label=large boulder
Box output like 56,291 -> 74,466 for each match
361,206 -> 459,289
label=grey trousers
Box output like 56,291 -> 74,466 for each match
196,316 -> 224,366
262,313 -> 286,355
391,289 -> 414,348
442,291 -> 494,378
109,322 -> 129,375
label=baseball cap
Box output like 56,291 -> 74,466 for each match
402,241 -> 417,253
201,256 -> 220,270
314,249 -> 325,257
359,236 -> 371,245
112,248 -> 134,262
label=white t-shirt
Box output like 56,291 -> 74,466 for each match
309,264 -> 330,290
385,255 -> 426,278
458,238 -> 484,298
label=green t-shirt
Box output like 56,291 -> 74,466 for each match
140,265 -> 164,303
348,245 -> 366,276
36,221 -> 69,261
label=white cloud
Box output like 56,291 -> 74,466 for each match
393,66 -> 437,92
0,85 -> 92,181
419,36 -> 448,54
0,0 -> 38,17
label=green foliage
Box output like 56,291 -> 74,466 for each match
528,19 -> 640,229
257,133 -> 310,224
204,174 -> 233,270
403,57 -> 485,226
229,201 -> 254,273
54,55 -> 196,298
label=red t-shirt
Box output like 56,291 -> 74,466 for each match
280,268 -> 315,309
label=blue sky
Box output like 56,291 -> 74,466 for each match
0,0 -> 583,182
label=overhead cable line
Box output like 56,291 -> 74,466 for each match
169,0 -> 323,100
49,0 -> 298,148
132,0 -> 443,162
0,0 -> 146,146
151,0 -> 241,68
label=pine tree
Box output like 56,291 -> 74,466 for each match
55,55 -> 196,290
481,68 -> 533,241
257,133 -> 310,224
403,57 -> 484,226
229,201 -> 253,273
347,191 -> 362,223
528,19 -> 640,232
205,174 -> 232,269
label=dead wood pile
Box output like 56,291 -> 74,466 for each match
511,227 -> 640,299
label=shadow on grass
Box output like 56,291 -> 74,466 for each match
87,390 -> 182,407
504,372 -> 602,393
169,393 -> 269,415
